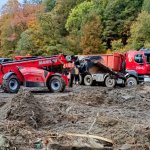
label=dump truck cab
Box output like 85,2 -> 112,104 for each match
126,50 -> 150,82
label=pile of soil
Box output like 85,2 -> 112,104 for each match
0,90 -> 44,128
61,87 -> 108,106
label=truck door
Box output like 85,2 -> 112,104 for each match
126,51 -> 146,74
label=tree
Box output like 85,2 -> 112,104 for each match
16,29 -> 35,55
65,1 -> 96,54
0,0 -> 43,56
142,0 -> 150,13
36,0 -> 80,55
65,1 -> 95,32
43,0 -> 56,11
103,0 -> 144,48
111,39 -> 124,51
80,15 -> 103,54
127,11 -> 150,49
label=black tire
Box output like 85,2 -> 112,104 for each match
79,74 -> 84,85
126,77 -> 137,87
2,75 -> 20,93
84,74 -> 93,86
105,76 -> 116,88
47,76 -> 66,93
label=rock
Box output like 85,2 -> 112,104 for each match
0,135 -> 10,149
121,95 -> 134,100
119,144 -> 132,150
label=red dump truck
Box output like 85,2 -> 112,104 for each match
78,49 -> 150,87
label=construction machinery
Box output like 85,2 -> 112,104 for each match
77,54 -> 126,88
76,49 -> 150,87
0,55 -> 71,93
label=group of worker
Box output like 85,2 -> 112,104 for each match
69,62 -> 80,87
63,58 -> 80,87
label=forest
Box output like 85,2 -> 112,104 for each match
0,0 -> 150,57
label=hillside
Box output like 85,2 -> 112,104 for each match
0,0 -> 150,57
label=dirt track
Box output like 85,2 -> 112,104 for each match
0,84 -> 150,149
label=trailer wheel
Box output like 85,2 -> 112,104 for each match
47,76 -> 66,93
126,77 -> 137,87
105,76 -> 116,88
2,75 -> 20,93
84,74 -> 93,86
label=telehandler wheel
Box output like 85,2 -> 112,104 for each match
105,76 -> 116,88
84,74 -> 93,86
2,75 -> 20,93
47,76 -> 66,93
126,77 -> 137,87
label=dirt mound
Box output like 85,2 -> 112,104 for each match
5,90 -> 44,128
107,84 -> 150,109
95,116 -> 150,149
61,87 -> 108,106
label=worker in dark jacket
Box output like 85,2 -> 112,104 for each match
69,62 -> 75,87
74,66 -> 79,85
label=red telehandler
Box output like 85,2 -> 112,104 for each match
0,55 -> 71,93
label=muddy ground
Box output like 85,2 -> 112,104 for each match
0,84 -> 150,150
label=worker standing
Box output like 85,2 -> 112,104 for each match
69,63 -> 75,87
74,66 -> 79,85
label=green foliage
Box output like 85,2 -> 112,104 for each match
111,39 -> 124,51
16,29 -> 35,55
0,0 -> 149,56
80,14 -> 103,54
103,0 -> 143,43
142,0 -> 150,13
43,0 -> 56,11
127,11 -> 150,50
36,0 -> 79,55
65,1 -> 95,32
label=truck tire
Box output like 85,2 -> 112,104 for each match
84,74 -> 93,86
2,75 -> 20,93
79,74 -> 84,85
47,76 -> 66,93
126,77 -> 137,87
105,76 -> 116,88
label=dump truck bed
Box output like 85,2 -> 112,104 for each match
77,53 -> 125,72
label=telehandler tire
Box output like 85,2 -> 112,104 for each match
47,76 -> 66,93
2,75 -> 20,93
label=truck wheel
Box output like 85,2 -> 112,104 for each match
2,75 -> 20,93
47,76 -> 66,93
105,76 -> 116,88
79,74 -> 84,85
126,77 -> 137,87
84,74 -> 93,86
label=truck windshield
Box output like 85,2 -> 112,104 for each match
145,54 -> 150,64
